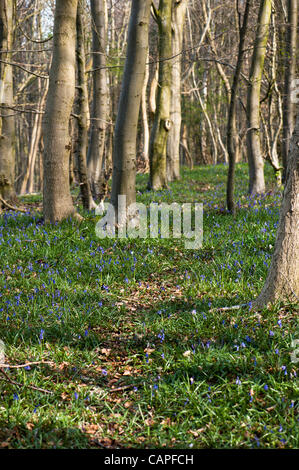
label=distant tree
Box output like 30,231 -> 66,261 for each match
226,0 -> 251,214
149,0 -> 172,190
43,0 -> 79,223
166,0 -> 187,182
0,0 -> 15,203
87,0 -> 109,195
75,0 -> 96,211
247,0 -> 272,195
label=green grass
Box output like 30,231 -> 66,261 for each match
0,163 -> 298,449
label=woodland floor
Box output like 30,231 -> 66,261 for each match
0,163 -> 298,449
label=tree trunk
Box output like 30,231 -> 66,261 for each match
247,0 -> 272,195
254,113 -> 299,307
42,0 -> 78,223
111,0 -> 151,210
87,0 -> 108,194
149,0 -> 172,190
75,1 -> 96,211
282,0 -> 297,180
226,0 -> 251,214
0,0 -> 15,202
166,0 -> 187,182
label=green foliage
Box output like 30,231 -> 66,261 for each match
0,164 -> 297,448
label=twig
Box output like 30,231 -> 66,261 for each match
0,369 -> 53,394
0,361 -> 54,369
0,196 -> 27,213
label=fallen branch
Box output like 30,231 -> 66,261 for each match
0,196 -> 27,213
0,368 -> 53,394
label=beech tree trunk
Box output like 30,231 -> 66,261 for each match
111,0 -> 151,210
247,0 -> 272,195
282,0 -> 298,180
43,0 -> 78,223
87,0 -> 108,194
254,113 -> 299,307
0,0 -> 15,202
75,1 -> 96,211
166,0 -> 187,182
149,0 -> 172,190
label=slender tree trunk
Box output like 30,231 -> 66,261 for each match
87,0 -> 108,194
75,1 -> 96,211
166,0 -> 187,182
141,48 -> 150,169
247,0 -> 272,195
111,0 -> 152,210
43,0 -> 79,223
254,113 -> 299,307
0,0 -> 15,202
149,0 -> 172,190
282,0 -> 298,180
226,0 -> 251,214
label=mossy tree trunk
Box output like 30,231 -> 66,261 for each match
43,0 -> 78,223
0,0 -> 15,202
247,0 -> 272,195
149,0 -> 172,190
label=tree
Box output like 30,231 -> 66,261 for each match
254,112 -> 299,307
282,0 -> 298,180
75,0 -> 96,211
43,0 -> 79,223
166,0 -> 187,182
247,0 -> 272,195
87,0 -> 109,195
111,0 -> 152,211
0,0 -> 15,203
226,0 -> 251,214
149,0 -> 172,190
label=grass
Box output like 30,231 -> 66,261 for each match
0,162 -> 298,449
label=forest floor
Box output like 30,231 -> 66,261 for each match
0,163 -> 298,449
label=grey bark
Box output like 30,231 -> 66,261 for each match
254,113 -> 299,306
43,0 -> 79,223
87,0 -> 108,194
111,0 -> 152,211
247,0 -> 272,195
0,0 -> 15,202
166,0 -> 187,182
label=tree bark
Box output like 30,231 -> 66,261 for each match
42,0 -> 78,223
0,0 -> 15,202
247,0 -> 272,195
282,0 -> 298,180
226,0 -> 251,214
111,0 -> 152,210
75,1 -> 96,211
254,113 -> 299,307
87,0 -> 108,194
166,0 -> 187,182
149,0 -> 172,190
